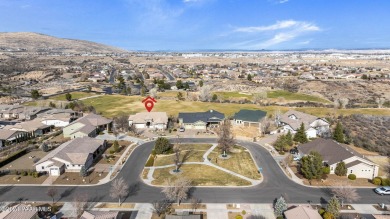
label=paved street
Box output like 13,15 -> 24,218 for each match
0,138 -> 389,205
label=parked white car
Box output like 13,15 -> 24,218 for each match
375,186 -> 390,195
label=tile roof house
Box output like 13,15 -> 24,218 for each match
128,112 -> 168,130
178,110 -> 224,130
0,204 -> 39,219
278,110 -> 330,138
3,119 -> 52,137
35,137 -> 106,176
284,205 -> 322,219
298,138 -> 379,179
233,109 -> 267,126
0,129 -> 28,147
63,113 -> 112,139
37,108 -> 82,127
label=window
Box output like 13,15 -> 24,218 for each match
350,170 -> 353,173
42,166 -> 44,170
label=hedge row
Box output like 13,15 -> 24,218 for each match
0,149 -> 27,168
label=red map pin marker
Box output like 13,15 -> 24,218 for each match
142,96 -> 157,112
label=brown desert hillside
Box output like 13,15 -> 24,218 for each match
0,32 -> 127,53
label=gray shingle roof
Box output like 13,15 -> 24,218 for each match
233,109 -> 267,122
178,110 -> 224,123
280,110 -> 319,130
298,138 -> 365,165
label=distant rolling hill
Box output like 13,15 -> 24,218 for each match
0,32 -> 127,53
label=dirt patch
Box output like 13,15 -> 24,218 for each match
53,171 -> 108,185
0,174 -> 48,184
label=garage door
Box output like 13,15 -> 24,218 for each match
50,168 -> 60,176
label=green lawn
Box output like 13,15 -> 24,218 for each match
78,94 -> 390,118
152,164 -> 251,186
213,92 -> 253,100
267,90 -> 331,103
208,145 -> 261,180
50,92 -> 98,101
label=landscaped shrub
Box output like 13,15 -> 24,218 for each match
145,155 -> 155,167
109,149 -> 115,154
32,172 -> 39,178
372,177 -> 382,185
235,215 -> 243,219
381,178 -> 390,186
322,166 -> 330,174
276,216 -> 283,219
241,210 -> 246,215
21,171 -> 27,176
323,211 -> 334,219
318,208 -> 325,215
154,137 -> 172,154
348,174 -> 356,180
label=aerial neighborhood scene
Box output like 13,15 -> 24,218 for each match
0,0 -> 390,219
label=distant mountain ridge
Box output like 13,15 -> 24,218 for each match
0,32 -> 127,54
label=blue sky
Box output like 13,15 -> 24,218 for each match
1,0 -> 390,51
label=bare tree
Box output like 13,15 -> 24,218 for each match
72,193 -> 88,218
191,197 -> 201,213
114,114 -> 129,132
217,119 -> 235,157
199,85 -> 211,102
331,184 -> 361,207
376,97 -> 386,108
110,177 -> 129,206
259,117 -> 271,136
253,91 -> 267,104
173,144 -> 181,172
152,199 -> 172,217
162,178 -> 192,205
334,98 -> 349,109
150,88 -> 158,98
274,109 -> 282,126
46,187 -> 58,204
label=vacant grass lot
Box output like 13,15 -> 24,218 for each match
213,91 -> 253,100
267,90 -> 331,103
152,164 -> 251,186
79,94 -> 390,118
49,92 -> 98,101
208,146 -> 261,180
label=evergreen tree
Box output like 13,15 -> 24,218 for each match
326,196 -> 341,217
80,166 -> 87,177
199,80 -> 203,87
334,161 -> 347,176
31,89 -> 41,99
176,80 -> 183,89
247,74 -> 252,81
273,134 -> 289,152
212,94 -> 218,102
300,151 -> 323,180
155,137 -> 171,154
285,131 -> 293,147
41,143 -> 49,152
65,93 -> 72,101
177,92 -> 184,101
333,121 -> 344,143
113,140 -> 120,153
184,82 -> 190,90
274,196 -> 287,217
293,123 -> 308,143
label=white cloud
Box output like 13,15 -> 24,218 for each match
234,20 -> 319,33
278,0 -> 289,3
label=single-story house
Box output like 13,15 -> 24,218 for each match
35,137 -> 106,176
38,109 -> 82,127
0,105 -> 50,121
178,110 -> 224,130
284,205 -> 322,219
128,112 -> 168,130
278,110 -> 330,138
63,113 -> 112,138
298,138 -> 379,179
3,119 -> 52,138
233,109 -> 267,126
0,129 -> 28,147
80,210 -> 119,219
0,204 -> 39,219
